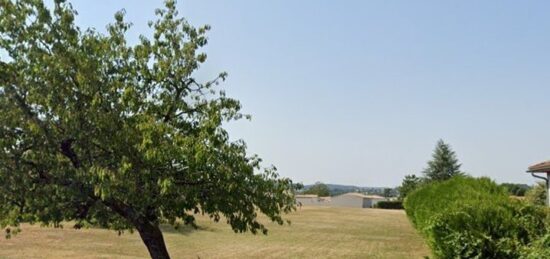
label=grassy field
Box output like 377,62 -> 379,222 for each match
0,207 -> 429,259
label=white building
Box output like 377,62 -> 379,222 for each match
295,194 -> 331,206
330,193 -> 386,208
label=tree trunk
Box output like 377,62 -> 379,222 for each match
136,222 -> 171,259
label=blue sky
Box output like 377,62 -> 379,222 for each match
66,1 -> 550,187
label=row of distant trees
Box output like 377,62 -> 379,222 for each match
302,139 -> 464,198
301,183 -> 397,197
302,139 -> 545,202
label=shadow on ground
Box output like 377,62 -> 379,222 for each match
160,224 -> 215,235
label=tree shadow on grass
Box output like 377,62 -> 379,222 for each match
160,224 -> 216,236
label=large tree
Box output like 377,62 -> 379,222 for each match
422,139 -> 462,182
0,1 -> 297,258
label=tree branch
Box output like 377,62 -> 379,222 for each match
162,78 -> 186,122
60,138 -> 81,168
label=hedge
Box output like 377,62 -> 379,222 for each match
374,201 -> 403,210
404,176 -> 549,258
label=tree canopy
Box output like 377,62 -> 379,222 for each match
398,174 -> 422,200
303,182 -> 330,197
422,139 -> 462,182
0,1 -> 297,258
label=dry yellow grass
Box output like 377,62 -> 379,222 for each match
0,207 -> 429,259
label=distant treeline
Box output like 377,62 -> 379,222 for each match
500,182 -> 531,196
301,182 -> 531,198
301,182 -> 398,197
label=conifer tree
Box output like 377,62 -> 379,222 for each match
398,174 -> 422,200
422,140 -> 462,182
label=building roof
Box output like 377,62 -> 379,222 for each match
336,193 -> 386,199
364,195 -> 386,199
295,194 -> 319,198
527,160 -> 550,173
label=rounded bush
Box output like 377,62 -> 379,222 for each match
404,176 -> 549,258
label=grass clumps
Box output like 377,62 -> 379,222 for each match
404,176 -> 549,258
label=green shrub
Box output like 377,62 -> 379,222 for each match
501,183 -> 530,196
374,201 -> 403,210
521,233 -> 550,259
525,181 -> 547,206
404,176 -> 549,258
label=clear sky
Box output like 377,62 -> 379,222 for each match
64,0 -> 550,187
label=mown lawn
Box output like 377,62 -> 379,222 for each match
0,206 -> 429,258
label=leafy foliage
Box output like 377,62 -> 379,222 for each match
501,183 -> 531,197
521,232 -> 550,259
0,0 -> 296,258
404,176 -> 549,259
398,174 -> 422,200
422,139 -> 463,182
525,182 -> 547,206
382,188 -> 393,198
374,201 -> 403,210
302,182 -> 330,197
